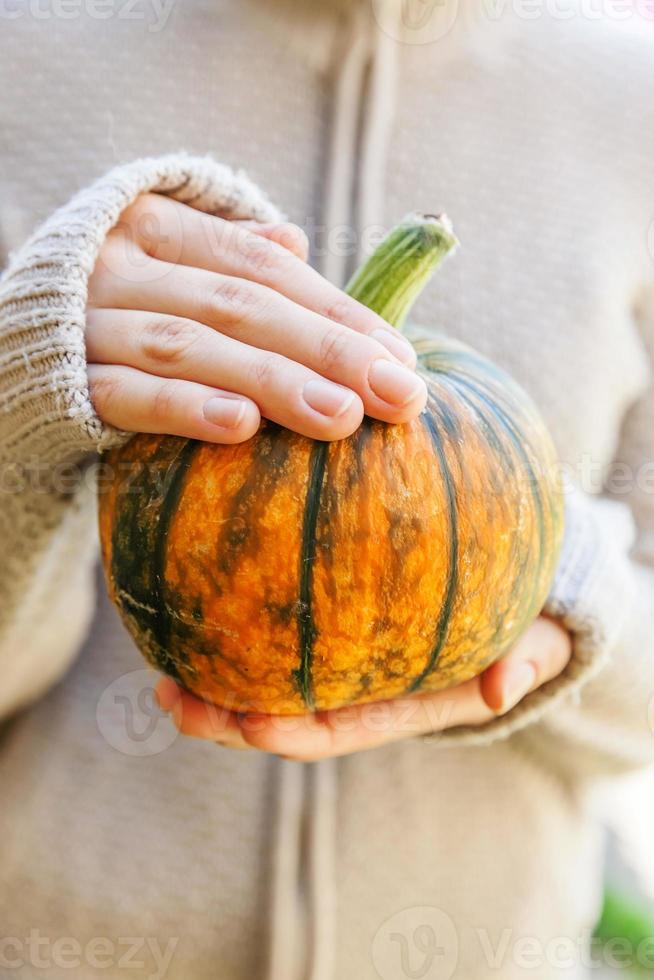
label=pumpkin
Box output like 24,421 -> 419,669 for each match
98,214 -> 563,715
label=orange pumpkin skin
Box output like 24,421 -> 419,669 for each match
98,327 -> 563,715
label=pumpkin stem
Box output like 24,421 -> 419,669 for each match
345,212 -> 458,332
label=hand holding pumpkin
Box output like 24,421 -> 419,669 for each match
99,214 -> 566,740
154,616 -> 571,760
86,193 -> 428,444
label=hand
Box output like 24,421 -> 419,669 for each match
86,194 -> 427,442
154,616 -> 571,761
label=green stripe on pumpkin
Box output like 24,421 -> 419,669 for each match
446,372 -> 547,580
111,437 -> 199,680
407,411 -> 459,692
293,440 -> 329,710
438,369 -> 558,638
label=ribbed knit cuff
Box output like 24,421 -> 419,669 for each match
423,484 -> 638,747
0,153 -> 283,468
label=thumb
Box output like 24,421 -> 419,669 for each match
480,616 -> 572,715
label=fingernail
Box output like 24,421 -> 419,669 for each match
370,328 -> 416,365
202,396 -> 247,428
368,359 -> 426,406
499,662 -> 537,713
303,379 -> 356,417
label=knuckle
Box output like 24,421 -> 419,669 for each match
318,324 -> 351,374
141,317 -> 200,366
120,194 -> 167,255
89,371 -> 122,415
208,277 -> 270,334
100,227 -> 126,254
152,379 -> 184,423
280,222 -> 308,250
94,227 -> 148,285
210,276 -> 254,316
241,235 -> 282,277
248,352 -> 280,390
121,192 -> 162,229
537,618 -> 571,673
321,297 -> 354,327
96,228 -> 129,266
553,628 -> 572,666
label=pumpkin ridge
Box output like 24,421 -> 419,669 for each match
425,381 -> 530,648
150,439 -> 200,677
445,372 -> 547,579
212,423 -> 292,576
407,411 -> 459,693
431,370 -> 560,649
435,378 -> 510,464
111,437 -> 200,681
447,371 -> 564,638
293,440 -> 329,710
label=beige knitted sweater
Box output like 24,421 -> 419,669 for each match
1,2 -> 654,978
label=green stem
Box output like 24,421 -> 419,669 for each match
345,212 -> 458,332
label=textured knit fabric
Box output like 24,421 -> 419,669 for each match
0,154 -> 282,720
0,1 -> 654,978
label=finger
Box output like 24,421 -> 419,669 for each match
89,255 -> 427,425
118,195 -> 417,365
88,363 -> 261,443
154,676 -> 182,712
237,680 -> 497,762
234,221 -> 310,262
154,679 -> 253,749
86,309 -> 364,440
480,616 -> 572,715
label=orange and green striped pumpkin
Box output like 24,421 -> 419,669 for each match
99,214 -> 564,715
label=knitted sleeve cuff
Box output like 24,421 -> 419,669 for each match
0,153 -> 283,468
423,484 -> 638,747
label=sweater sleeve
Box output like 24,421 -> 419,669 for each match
0,153 -> 282,721
428,285 -> 654,778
